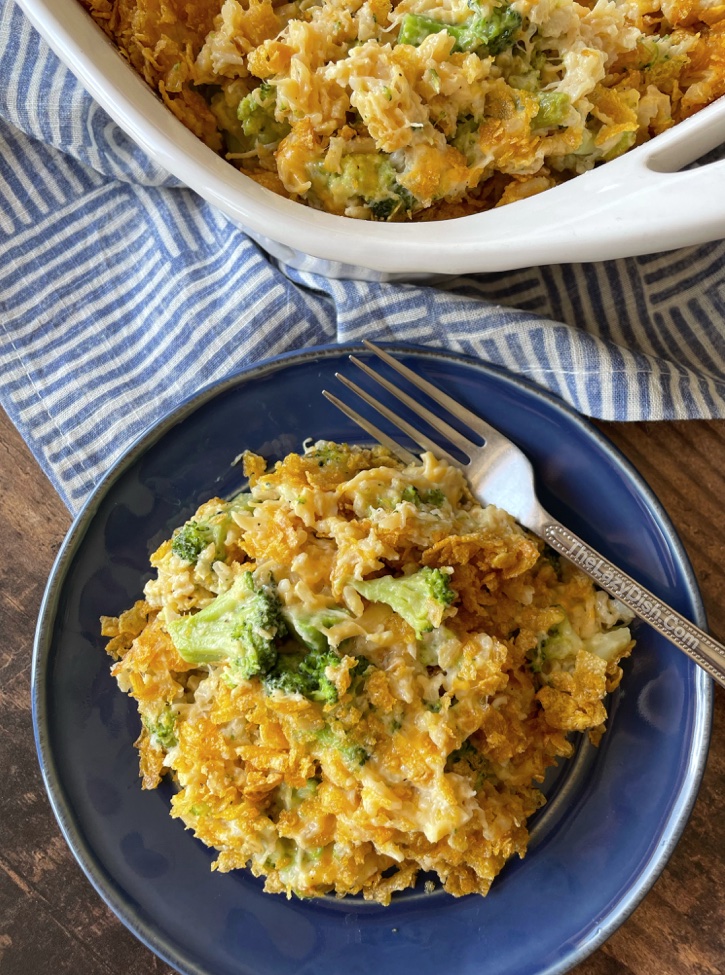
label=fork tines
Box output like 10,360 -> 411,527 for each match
320,386 -> 418,465
323,340 -> 494,468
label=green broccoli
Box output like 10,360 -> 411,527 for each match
446,738 -> 491,788
342,655 -> 375,700
307,155 -> 417,222
237,83 -> 291,145
262,651 -> 309,697
397,5 -> 522,56
305,441 -> 349,467
451,116 -> 482,165
368,197 -> 399,220
167,571 -> 286,681
171,493 -> 253,565
282,605 -> 352,653
294,648 -> 340,703
350,566 -> 456,638
368,182 -> 416,221
417,625 -> 459,667
266,836 -> 329,886
263,646 -> 342,704
529,614 -> 574,673
601,131 -> 637,162
142,706 -> 178,749
529,612 -> 632,674
209,88 -> 249,154
351,655 -> 374,681
532,92 -> 571,130
277,777 -> 320,811
400,485 -> 446,507
171,520 -> 225,564
316,726 -> 369,767
398,12 -> 452,46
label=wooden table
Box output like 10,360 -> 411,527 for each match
1,406 -> 723,975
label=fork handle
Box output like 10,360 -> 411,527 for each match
543,521 -> 725,690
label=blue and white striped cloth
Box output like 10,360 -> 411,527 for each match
2,0 -> 725,512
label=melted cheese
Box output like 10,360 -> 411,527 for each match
103,441 -> 634,904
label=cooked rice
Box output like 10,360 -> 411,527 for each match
82,0 -> 725,220
101,441 -> 635,903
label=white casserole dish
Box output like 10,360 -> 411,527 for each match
16,0 -> 725,280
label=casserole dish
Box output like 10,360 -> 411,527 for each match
14,0 -> 725,280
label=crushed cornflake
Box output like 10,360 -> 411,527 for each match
81,0 -> 724,220
103,441 -> 634,904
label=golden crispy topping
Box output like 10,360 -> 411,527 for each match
102,443 -> 634,903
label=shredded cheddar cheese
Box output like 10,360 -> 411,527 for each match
82,0 -> 724,220
101,441 -> 634,903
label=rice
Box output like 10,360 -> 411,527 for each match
101,440 -> 635,903
82,0 -> 725,220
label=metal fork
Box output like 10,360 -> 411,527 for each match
323,340 -> 725,690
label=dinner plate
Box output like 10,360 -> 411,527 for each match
33,343 -> 712,975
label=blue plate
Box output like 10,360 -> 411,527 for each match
33,343 -> 712,975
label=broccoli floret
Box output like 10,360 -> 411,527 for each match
307,156 -> 417,221
262,651 -> 308,697
263,600 -> 356,703
418,625 -> 459,667
316,726 -> 369,767
532,92 -> 571,130
601,131 -> 637,162
304,441 -> 350,468
368,182 -> 416,221
267,836 -> 329,887
347,655 -> 375,698
398,5 -> 521,56
295,649 -> 341,704
400,485 -> 446,507
263,646 -> 342,704
209,87 -> 249,154
451,115 -> 487,166
237,83 -> 290,145
398,12 -> 453,46
276,777 -> 320,812
350,566 -> 456,638
167,571 -> 286,681
475,5 -> 523,55
401,485 -> 422,505
351,655 -> 373,679
529,613 -> 632,675
529,615 -> 576,673
283,605 -> 352,653
446,738 -> 491,788
171,520 -> 225,563
142,706 -> 177,749
170,493 -> 253,565
368,197 -> 398,220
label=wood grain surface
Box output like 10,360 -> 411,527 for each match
1,405 -> 723,975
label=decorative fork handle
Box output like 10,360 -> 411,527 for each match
544,520 -> 725,690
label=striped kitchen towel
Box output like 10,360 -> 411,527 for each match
1,0 -> 725,512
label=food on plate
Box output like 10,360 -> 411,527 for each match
83,0 -> 725,220
101,440 -> 635,903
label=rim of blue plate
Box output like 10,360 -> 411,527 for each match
32,341 -> 713,975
